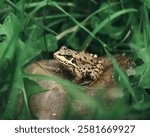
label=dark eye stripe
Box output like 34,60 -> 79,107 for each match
64,55 -> 72,60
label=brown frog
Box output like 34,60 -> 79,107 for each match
53,46 -> 104,83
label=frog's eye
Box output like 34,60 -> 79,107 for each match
71,58 -> 76,64
64,55 -> 72,60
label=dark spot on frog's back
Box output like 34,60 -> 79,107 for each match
90,59 -> 93,62
79,58 -> 82,61
88,67 -> 91,70
91,66 -> 95,69
95,70 -> 99,73
79,67 -> 82,70
84,56 -> 87,59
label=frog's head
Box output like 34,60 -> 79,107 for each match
54,46 -> 77,68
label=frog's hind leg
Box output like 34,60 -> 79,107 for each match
80,72 -> 98,86
87,70 -> 102,85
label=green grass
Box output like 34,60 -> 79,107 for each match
0,0 -> 150,119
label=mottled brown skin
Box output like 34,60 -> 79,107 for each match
53,46 -> 104,82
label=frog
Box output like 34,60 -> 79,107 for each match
53,46 -> 105,84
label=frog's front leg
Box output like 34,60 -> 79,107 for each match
72,68 -> 82,82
